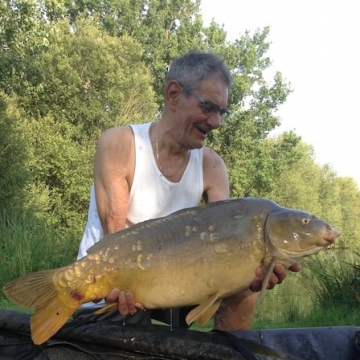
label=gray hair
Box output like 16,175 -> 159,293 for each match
165,51 -> 232,93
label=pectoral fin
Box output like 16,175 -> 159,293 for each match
185,293 -> 222,326
258,257 -> 276,303
94,302 -> 118,315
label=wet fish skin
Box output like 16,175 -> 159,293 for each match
2,197 -> 340,345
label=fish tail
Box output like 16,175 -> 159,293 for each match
3,269 -> 78,345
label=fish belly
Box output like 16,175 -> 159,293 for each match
103,247 -> 262,309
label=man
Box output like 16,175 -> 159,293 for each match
76,50 -> 300,330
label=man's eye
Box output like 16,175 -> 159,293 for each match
202,102 -> 219,114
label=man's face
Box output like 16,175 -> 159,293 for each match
174,76 -> 229,149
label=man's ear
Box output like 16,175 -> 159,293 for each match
165,81 -> 182,111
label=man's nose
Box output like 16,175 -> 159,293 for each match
207,112 -> 221,129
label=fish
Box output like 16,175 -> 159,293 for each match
2,197 -> 340,345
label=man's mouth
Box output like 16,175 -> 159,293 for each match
195,126 -> 208,137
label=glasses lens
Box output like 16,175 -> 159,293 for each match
219,109 -> 229,117
202,102 -> 219,115
202,102 -> 229,118
181,83 -> 229,118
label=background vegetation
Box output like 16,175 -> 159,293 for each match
1,0 -> 360,326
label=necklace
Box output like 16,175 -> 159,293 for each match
155,123 -> 190,177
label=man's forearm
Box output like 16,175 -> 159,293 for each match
213,290 -> 258,331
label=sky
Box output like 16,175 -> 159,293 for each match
200,0 -> 360,187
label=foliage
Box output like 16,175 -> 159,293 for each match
300,251 -> 360,310
0,209 -> 77,291
266,142 -> 322,212
211,126 -> 303,197
38,0 -> 205,106
25,115 -> 94,234
21,20 -> 158,139
252,250 -> 360,328
336,180 -> 360,248
0,92 -> 29,212
0,0 -> 48,96
1,16 -> 158,240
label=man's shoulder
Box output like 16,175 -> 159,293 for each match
99,125 -> 133,145
96,126 -> 135,160
202,146 -> 222,163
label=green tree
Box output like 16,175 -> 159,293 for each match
22,20 -> 158,140
317,164 -> 343,231
2,19 -> 158,238
336,177 -> 360,248
40,0 -> 205,105
0,0 -> 48,96
266,142 -> 323,213
0,92 -> 29,212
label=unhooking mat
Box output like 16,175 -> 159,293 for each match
0,309 -> 359,360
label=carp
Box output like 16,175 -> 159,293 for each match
3,197 -> 340,345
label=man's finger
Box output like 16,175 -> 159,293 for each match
288,263 -> 302,272
106,289 -> 121,304
125,292 -> 137,315
117,291 -> 129,315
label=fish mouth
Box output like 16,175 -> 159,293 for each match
322,227 -> 341,245
323,237 -> 335,245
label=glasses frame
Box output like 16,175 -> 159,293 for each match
178,81 -> 230,118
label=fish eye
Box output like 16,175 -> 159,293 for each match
302,218 -> 310,225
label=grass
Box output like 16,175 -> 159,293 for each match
0,208 -> 77,305
1,209 -> 359,330
252,250 -> 360,329
1,210 -> 77,269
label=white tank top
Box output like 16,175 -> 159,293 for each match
77,122 -> 203,259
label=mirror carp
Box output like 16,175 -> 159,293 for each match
3,197 -> 340,345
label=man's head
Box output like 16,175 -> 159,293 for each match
165,51 -> 232,94
163,51 -> 232,149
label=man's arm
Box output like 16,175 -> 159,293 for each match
94,126 -> 133,234
202,147 -> 301,330
93,126 -> 144,314
202,147 -> 229,203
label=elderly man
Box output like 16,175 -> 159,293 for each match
76,50 -> 300,330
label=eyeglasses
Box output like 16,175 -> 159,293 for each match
178,82 -> 229,118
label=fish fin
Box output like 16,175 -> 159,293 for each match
185,293 -> 222,326
94,302 -> 118,315
3,269 -> 60,309
3,269 -> 77,345
258,257 -> 276,304
196,300 -> 222,326
31,297 -> 76,345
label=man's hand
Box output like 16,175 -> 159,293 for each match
105,289 -> 144,315
250,263 -> 302,292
